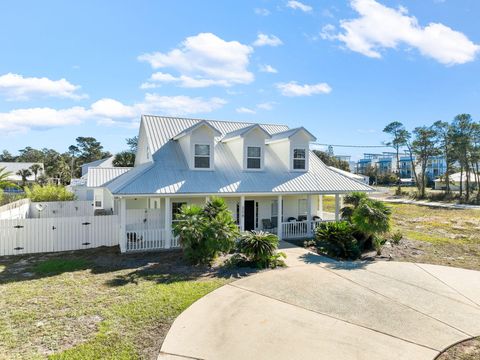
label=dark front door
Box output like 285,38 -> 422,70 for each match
244,200 -> 255,231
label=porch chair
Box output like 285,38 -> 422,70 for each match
261,219 -> 275,232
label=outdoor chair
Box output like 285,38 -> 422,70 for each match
262,219 -> 275,232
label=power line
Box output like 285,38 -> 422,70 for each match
312,142 -> 392,149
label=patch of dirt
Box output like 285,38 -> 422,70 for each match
437,337 -> 480,360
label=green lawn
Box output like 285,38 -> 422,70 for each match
0,249 -> 230,360
386,203 -> 480,270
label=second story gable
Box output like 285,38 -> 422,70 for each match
133,115 -> 318,174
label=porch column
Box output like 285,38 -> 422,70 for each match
335,194 -> 341,221
239,195 -> 245,232
318,195 -> 324,219
119,198 -> 127,252
277,195 -> 283,240
307,194 -> 313,237
165,197 -> 171,249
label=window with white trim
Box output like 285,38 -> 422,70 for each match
194,144 -> 210,168
247,146 -> 261,169
293,148 -> 306,170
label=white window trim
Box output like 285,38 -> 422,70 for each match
245,145 -> 263,171
292,147 -> 307,171
193,143 -> 213,170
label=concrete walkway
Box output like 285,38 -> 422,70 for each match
159,243 -> 480,360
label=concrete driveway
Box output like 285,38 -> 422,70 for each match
160,243 -> 480,360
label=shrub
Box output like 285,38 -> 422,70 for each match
373,236 -> 387,255
315,221 -> 360,260
173,197 -> 239,265
391,231 -> 403,245
236,231 -> 286,268
25,184 -> 76,202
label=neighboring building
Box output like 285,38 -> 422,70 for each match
0,162 -> 44,184
358,152 -> 447,183
434,172 -> 479,191
69,157 -> 131,202
356,153 -> 396,176
80,156 -> 115,177
328,166 -> 369,185
87,116 -> 372,248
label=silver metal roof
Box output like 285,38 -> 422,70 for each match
87,167 -> 131,187
266,127 -> 317,143
222,124 -> 271,142
106,116 -> 373,195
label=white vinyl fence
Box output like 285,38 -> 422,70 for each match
0,215 -> 120,256
29,201 -> 96,218
0,199 -> 31,220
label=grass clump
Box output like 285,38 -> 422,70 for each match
33,258 -> 90,275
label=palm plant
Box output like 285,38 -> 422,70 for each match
236,231 -> 285,268
0,167 -> 16,189
16,169 -> 32,187
29,164 -> 43,182
173,197 -> 238,265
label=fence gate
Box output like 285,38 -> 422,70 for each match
0,215 -> 120,256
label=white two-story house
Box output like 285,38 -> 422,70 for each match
90,115 -> 372,252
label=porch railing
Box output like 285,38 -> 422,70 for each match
281,219 -> 335,239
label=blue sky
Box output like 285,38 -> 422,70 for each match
0,0 -> 479,159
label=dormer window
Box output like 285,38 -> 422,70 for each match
293,148 -> 306,170
194,144 -> 210,169
247,146 -> 261,169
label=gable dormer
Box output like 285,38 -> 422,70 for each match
222,124 -> 271,171
172,120 -> 221,170
266,127 -> 317,172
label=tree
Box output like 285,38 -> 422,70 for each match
313,150 -> 350,171
0,150 -> 16,162
383,122 -> 409,192
68,145 -> 79,179
113,151 -> 135,167
432,121 -> 455,194
71,137 -> 110,177
16,169 -> 32,187
17,147 -> 44,162
0,167 -> 16,189
450,114 -> 475,199
29,164 -> 43,182
126,136 -> 138,152
411,126 -> 440,198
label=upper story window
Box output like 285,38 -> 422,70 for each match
247,146 -> 261,169
293,148 -> 306,170
194,144 -> 211,168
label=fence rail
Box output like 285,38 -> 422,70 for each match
282,219 -> 335,239
0,215 -> 120,256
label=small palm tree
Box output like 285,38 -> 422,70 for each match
29,164 -> 43,182
0,167 -> 16,189
16,169 -> 32,187
113,151 -> 135,167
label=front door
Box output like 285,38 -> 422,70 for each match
244,200 -> 255,231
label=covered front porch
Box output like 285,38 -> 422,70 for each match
116,193 -> 345,253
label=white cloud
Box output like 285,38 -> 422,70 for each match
0,94 -> 227,133
137,94 -> 227,115
259,64 -> 278,73
287,1 -> 312,12
277,81 -> 332,96
254,8 -> 270,16
138,33 -> 254,88
257,102 -> 276,110
332,0 -> 479,65
236,107 -> 256,114
253,33 -> 283,47
0,73 -> 87,101
0,107 -> 90,133
145,71 -> 231,88
90,98 -> 137,118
